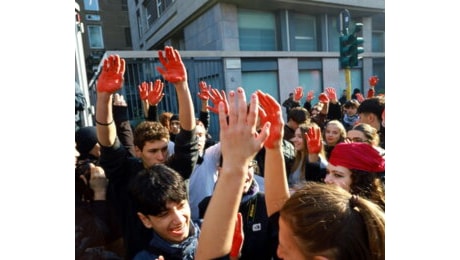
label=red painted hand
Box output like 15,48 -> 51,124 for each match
294,86 -> 303,102
197,81 -> 211,101
305,126 -> 322,154
256,90 -> 284,149
97,55 -> 126,93
306,90 -> 314,102
147,79 -> 165,105
207,88 -> 228,114
369,76 -> 379,87
325,87 -> 337,101
318,93 -> 329,103
156,46 -> 187,83
138,82 -> 149,100
367,88 -> 375,98
230,213 -> 244,258
355,93 -> 365,103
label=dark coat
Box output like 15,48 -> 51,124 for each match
100,125 -> 199,259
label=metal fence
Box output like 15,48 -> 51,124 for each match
88,53 -> 225,141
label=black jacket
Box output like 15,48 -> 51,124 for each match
99,124 -> 199,259
199,189 -> 279,260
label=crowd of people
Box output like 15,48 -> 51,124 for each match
75,46 -> 385,259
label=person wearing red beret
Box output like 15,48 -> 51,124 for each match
324,142 -> 385,210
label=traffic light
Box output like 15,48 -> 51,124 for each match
349,23 -> 364,67
339,33 -> 352,69
339,22 -> 364,68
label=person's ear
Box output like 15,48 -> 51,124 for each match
368,113 -> 378,124
137,212 -> 153,228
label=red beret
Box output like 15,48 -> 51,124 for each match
329,142 -> 385,173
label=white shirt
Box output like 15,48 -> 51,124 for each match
188,142 -> 221,221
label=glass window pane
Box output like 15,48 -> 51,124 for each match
292,14 -> 317,51
83,0 -> 99,11
87,26 -> 104,49
339,68 -> 362,95
299,70 -> 322,105
242,71 -> 279,101
328,16 -> 340,52
238,9 -> 276,51
372,31 -> 385,52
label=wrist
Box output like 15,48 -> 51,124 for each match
93,191 -> 106,200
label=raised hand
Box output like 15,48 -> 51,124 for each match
230,213 -> 244,259
305,126 -> 322,154
88,164 -> 108,200
147,79 -> 165,106
97,54 -> 126,93
197,81 -> 212,101
113,93 -> 127,107
138,82 -> 149,100
156,46 -> 187,83
306,90 -> 314,102
355,93 -> 365,103
256,90 -> 284,149
293,86 -> 303,102
325,87 -> 338,103
219,87 -> 268,165
369,75 -> 379,87
318,92 -> 329,103
208,88 -> 228,114
367,87 -> 375,98
368,76 -> 378,98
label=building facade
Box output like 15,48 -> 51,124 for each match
76,0 -> 132,80
80,0 -> 384,137
126,0 -> 385,105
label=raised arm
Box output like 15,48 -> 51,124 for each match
95,54 -> 126,147
256,90 -> 290,216
156,46 -> 195,131
196,88 -> 268,259
197,81 -> 211,129
143,79 -> 165,122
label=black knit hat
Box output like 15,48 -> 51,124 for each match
75,126 -> 98,157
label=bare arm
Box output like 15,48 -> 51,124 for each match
257,90 -> 290,216
196,88 -> 268,259
95,55 -> 125,147
156,47 -> 195,131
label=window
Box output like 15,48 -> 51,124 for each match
157,0 -> 165,16
87,25 -> 104,49
327,15 -> 341,52
142,0 -> 156,28
299,70 -> 322,104
372,31 -> 385,52
372,58 -> 385,94
85,14 -> 100,21
238,9 -> 277,51
122,0 -> 128,11
291,13 -> 317,51
241,59 -> 279,101
339,68 -> 362,95
125,27 -> 132,47
242,72 -> 279,101
83,0 -> 99,11
137,10 -> 143,38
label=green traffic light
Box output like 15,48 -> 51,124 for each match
352,23 -> 363,34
